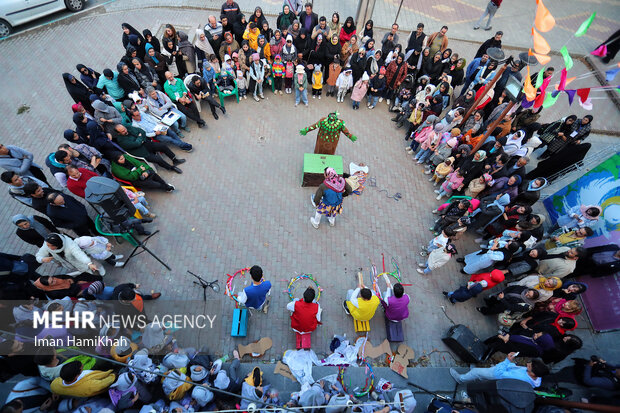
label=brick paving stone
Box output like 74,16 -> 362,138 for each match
0,4 -> 617,368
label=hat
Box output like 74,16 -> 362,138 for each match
115,336 -> 131,354
224,54 -> 231,61
111,371 -> 137,390
237,70 -> 244,77
192,386 -> 214,407
190,364 -> 208,382
490,269 -> 505,284
214,370 -> 231,389
162,352 -> 189,369
361,72 -> 370,81
251,52 -> 260,61
379,67 -> 386,75
296,65 -> 305,74
232,51 -> 238,58
286,34 -> 293,42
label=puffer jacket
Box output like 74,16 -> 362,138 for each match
36,233 -> 104,275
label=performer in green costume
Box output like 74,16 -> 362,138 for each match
299,112 -> 358,155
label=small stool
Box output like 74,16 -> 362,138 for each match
295,333 -> 312,349
231,308 -> 248,337
354,319 -> 370,333
385,316 -> 404,342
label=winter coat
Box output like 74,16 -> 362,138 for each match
470,269 -> 505,290
350,78 -> 368,101
46,194 -> 93,234
111,154 -> 153,182
36,233 -> 101,275
326,63 -> 342,86
335,72 -> 353,89
427,248 -> 452,270
385,60 -> 408,89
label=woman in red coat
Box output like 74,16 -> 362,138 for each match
443,269 -> 505,304
339,17 -> 356,47
384,53 -> 407,105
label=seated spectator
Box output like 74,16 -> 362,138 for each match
537,247 -> 586,279
12,214 -> 58,248
553,205 -> 602,231
36,233 -> 103,275
443,269 -> 505,304
508,275 -> 562,302
75,235 -> 125,269
130,109 -> 193,152
187,74 -> 226,119
382,282 -> 410,322
65,165 -> 98,198
483,332 -> 555,360
92,99 -> 123,134
237,265 -> 272,311
476,285 -> 540,315
2,171 -> 48,208
31,273 -> 102,300
163,71 -> 206,128
0,143 -> 49,185
111,153 -> 176,192
112,124 -> 185,173
50,360 -> 116,398
145,87 -> 189,132
450,353 -> 549,388
58,143 -> 111,177
579,357 -> 620,390
544,227 -> 593,250
216,70 -> 236,93
45,192 -> 98,236
96,68 -> 125,100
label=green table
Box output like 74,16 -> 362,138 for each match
302,153 -> 343,187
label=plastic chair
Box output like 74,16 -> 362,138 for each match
447,195 -> 472,202
95,215 -> 139,247
214,72 -> 239,107
121,185 -> 143,219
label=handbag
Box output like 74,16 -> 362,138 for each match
11,260 -> 29,275
497,310 -> 519,327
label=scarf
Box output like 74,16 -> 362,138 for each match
473,150 -> 486,162
194,29 -> 210,54
323,167 -> 345,192
527,177 -> 547,192
13,214 -> 51,239
34,277 -> 73,292
145,43 -> 159,64
536,276 -> 562,291
515,289 -> 537,307
552,314 -> 577,335
280,6 -> 293,29
342,17 -> 355,34
580,205 -> 601,220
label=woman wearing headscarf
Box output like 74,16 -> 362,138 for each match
307,33 -> 326,69
310,167 -> 352,229
466,192 -> 511,232
448,58 -> 466,88
324,34 -> 341,73
177,31 -> 197,74
509,275 -> 562,302
486,175 -> 522,201
127,34 -> 145,60
142,29 -> 160,53
476,284 -> 540,315
542,334 -> 583,364
503,130 -> 528,157
12,215 -> 58,248
364,38 -> 376,58
537,115 -> 577,156
144,43 -> 168,84
194,30 -> 212,72
498,247 -> 546,281
328,12 -> 341,38
288,20 -> 301,39
121,45 -> 139,71
121,23 -> 144,50
340,34 -> 359,66
116,62 -> 141,96
339,17 -> 356,47
294,27 -> 310,57
423,51 -> 444,85
457,149 -> 487,188
76,64 -> 100,90
277,5 -> 295,31
31,273 -> 102,300
162,37 -> 187,78
384,53 -> 408,104
132,57 -> 160,90
512,177 -> 547,206
365,49 -> 382,78
249,6 -> 267,28
482,331 -> 555,360
270,29 -> 286,57
553,281 -> 587,300
541,115 -> 592,159
36,233 -> 102,275
62,73 -> 94,113
440,48 -> 453,70
362,20 -> 374,42
554,204 -> 602,232
526,142 -> 592,180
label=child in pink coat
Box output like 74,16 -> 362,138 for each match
435,170 -> 464,200
414,123 -> 446,164
350,72 -> 370,110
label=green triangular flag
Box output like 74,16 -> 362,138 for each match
535,67 -> 545,89
560,46 -> 573,70
575,12 -> 596,37
542,91 -> 560,108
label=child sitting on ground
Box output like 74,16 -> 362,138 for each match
435,170 -> 464,200
236,70 -> 247,99
335,67 -> 353,103
311,64 -> 323,99
325,56 -> 342,97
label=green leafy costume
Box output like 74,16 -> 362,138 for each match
299,112 -> 357,155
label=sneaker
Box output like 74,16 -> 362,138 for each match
243,95 -> 247,99
181,126 -> 191,132
182,146 -> 194,153
473,26 -> 480,30
418,262 -> 426,268
416,268 -> 425,274
166,184 -> 176,192
424,170 -> 432,175
145,213 -> 157,218
329,219 -> 335,227
378,97 -> 384,102
114,261 -> 125,267
310,217 -> 319,229
428,177 -> 434,182
279,90 -> 283,95
484,26 -> 492,31
295,103 -> 299,107
342,300 -> 351,315
456,258 -> 465,263
313,95 -> 316,99
318,95 -> 321,99
386,99 -> 391,105
115,254 -> 124,260
434,189 -> 440,194
304,103 -> 308,106
450,368 -> 463,384
419,251 -> 428,257
436,194 -> 442,200
369,105 -> 375,109
259,94 -> 265,99
474,238 -> 483,243
432,209 -> 438,214
172,166 -> 183,174
405,147 -> 413,152
262,299 -> 270,313
254,95 -> 260,102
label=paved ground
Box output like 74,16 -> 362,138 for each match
0,1 -> 619,393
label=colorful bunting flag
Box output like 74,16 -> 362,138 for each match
558,68 -> 568,91
523,65 -> 537,101
591,44 -> 607,57
565,89 -> 577,105
560,46 -> 573,70
576,88 -> 590,103
534,0 -> 555,32
579,97 -> 593,110
575,12 -> 596,37
532,27 -> 551,55
542,91 -> 560,108
534,67 -> 545,89
522,97 -> 534,109
529,48 -> 551,66
605,67 -> 620,82
534,75 -> 553,109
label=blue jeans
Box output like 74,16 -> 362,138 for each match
427,238 -> 440,252
368,95 -> 379,107
295,88 -> 308,105
437,186 -> 451,197
415,148 -> 433,163
352,100 -> 360,109
170,108 -> 187,129
156,129 -> 191,150
134,196 -> 150,215
455,366 -> 497,383
95,286 -> 115,300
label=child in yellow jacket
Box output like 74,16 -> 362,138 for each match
311,64 -> 323,99
430,157 -> 454,186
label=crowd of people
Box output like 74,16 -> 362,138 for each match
0,0 -> 618,411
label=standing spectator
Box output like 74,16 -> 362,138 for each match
339,17 -> 356,46
476,31 -> 503,58
367,67 -> 386,109
300,3 -> 319,34
12,214 -> 58,248
278,5 -> 296,30
474,0 -> 502,31
220,0 -> 241,23
46,192 -> 98,236
405,23 -> 426,60
36,233 -> 102,275
204,15 -> 224,59
382,23 -> 400,45
283,0 -> 303,17
427,26 -> 449,56
0,144 -> 49,185
237,265 -> 272,312
384,53 -> 408,105
294,64 -> 309,106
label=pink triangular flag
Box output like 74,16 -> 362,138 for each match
591,44 -> 607,57
558,68 -> 568,91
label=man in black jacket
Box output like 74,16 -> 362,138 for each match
46,192 -> 97,236
475,31 -> 502,59
300,3 -> 318,33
